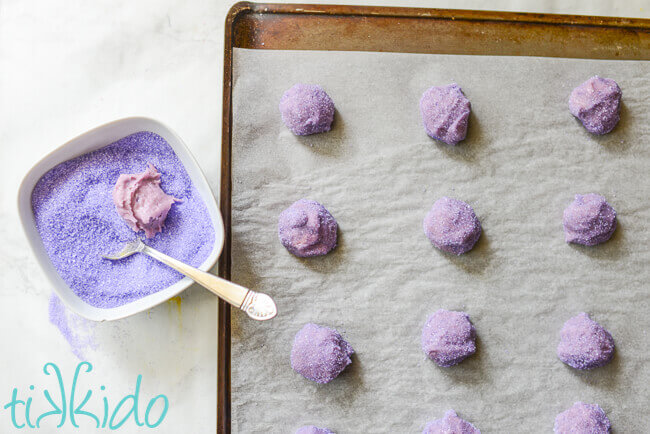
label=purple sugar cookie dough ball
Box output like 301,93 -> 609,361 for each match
420,84 -> 471,145
421,310 -> 476,367
423,410 -> 481,434
290,323 -> 354,384
278,199 -> 338,257
569,76 -> 621,135
563,193 -> 616,246
423,197 -> 482,255
295,426 -> 335,434
554,402 -> 611,434
279,84 -> 335,136
557,313 -> 614,370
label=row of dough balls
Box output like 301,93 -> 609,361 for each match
278,195 -> 617,258
291,311 -> 615,434
279,77 -> 622,141
296,403 -> 610,433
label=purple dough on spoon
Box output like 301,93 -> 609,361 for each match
279,84 -> 335,136
295,426 -> 335,434
557,313 -> 614,370
563,193 -> 616,246
554,402 -> 611,434
423,197 -> 481,255
569,76 -> 621,135
278,199 -> 338,257
290,323 -> 353,384
423,410 -> 481,434
421,310 -> 476,367
420,83 -> 471,145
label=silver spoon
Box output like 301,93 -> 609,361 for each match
103,239 -> 277,321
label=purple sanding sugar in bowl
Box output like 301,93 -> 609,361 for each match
31,131 -> 215,308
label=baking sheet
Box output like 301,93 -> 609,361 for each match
230,48 -> 650,433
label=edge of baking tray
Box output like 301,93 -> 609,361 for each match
218,3 -> 649,433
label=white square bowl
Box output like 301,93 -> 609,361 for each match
17,117 -> 224,321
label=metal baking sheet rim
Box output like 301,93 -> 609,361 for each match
218,3 -> 650,432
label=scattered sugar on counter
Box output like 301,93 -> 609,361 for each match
32,131 -> 215,308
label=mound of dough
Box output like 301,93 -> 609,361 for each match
423,197 -> 482,255
290,323 -> 353,384
554,402 -> 611,434
563,193 -> 616,246
423,410 -> 481,434
278,199 -> 338,257
421,310 -> 476,367
279,84 -> 335,135
420,84 -> 471,145
557,313 -> 615,370
569,76 -> 621,135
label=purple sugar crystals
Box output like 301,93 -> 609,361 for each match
569,76 -> 622,135
290,323 -> 353,384
424,197 -> 482,255
557,313 -> 615,370
31,131 -> 214,308
421,310 -> 476,367
278,199 -> 338,257
295,426 -> 335,434
280,84 -> 335,136
554,402 -> 611,434
423,410 -> 480,434
420,84 -> 471,145
563,194 -> 617,246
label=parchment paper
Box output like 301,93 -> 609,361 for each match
230,48 -> 650,433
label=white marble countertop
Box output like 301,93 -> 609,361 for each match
0,1 -> 647,432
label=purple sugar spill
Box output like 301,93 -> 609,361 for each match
563,193 -> 617,246
422,410 -> 481,434
279,84 -> 335,136
557,313 -> 615,370
290,323 -> 353,384
423,197 -> 481,255
295,426 -> 335,434
32,131 -> 215,308
421,309 -> 477,367
554,402 -> 611,433
569,76 -> 621,135
48,293 -> 96,359
278,199 -> 338,257
420,83 -> 471,145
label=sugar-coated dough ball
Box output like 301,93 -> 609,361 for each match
290,323 -> 353,384
279,84 -> 335,135
278,199 -> 338,257
557,313 -> 614,370
295,426 -> 335,434
421,310 -> 476,367
554,402 -> 611,434
423,410 -> 481,434
569,76 -> 621,135
563,193 -> 616,246
423,197 -> 481,255
420,84 -> 471,145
